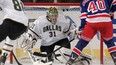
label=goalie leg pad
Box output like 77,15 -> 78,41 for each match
20,28 -> 41,52
20,32 -> 37,52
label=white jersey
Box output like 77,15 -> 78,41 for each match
0,0 -> 28,26
31,14 -> 74,46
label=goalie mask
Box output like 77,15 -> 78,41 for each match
47,7 -> 58,24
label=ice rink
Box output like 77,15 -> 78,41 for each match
5,58 -> 115,65
4,62 -> 115,65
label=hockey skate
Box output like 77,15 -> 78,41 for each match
66,54 -> 77,65
75,55 -> 91,65
0,53 -> 8,65
66,58 -> 76,65
79,53 -> 92,64
66,54 -> 92,65
66,57 -> 91,65
111,52 -> 116,65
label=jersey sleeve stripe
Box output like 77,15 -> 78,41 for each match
80,12 -> 87,19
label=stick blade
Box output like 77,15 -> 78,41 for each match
33,52 -> 61,57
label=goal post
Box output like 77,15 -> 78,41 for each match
100,34 -> 104,65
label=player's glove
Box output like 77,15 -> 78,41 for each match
71,26 -> 84,39
67,26 -> 84,41
109,12 -> 114,19
78,26 -> 83,35
68,27 -> 78,41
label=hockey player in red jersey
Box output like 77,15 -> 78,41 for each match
66,0 -> 116,65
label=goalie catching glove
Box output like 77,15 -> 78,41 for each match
21,29 -> 40,52
69,26 -> 83,40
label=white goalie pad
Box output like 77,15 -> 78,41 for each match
20,29 -> 40,51
21,34 -> 37,51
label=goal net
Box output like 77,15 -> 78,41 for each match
0,2 -> 114,65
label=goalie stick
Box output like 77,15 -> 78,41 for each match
33,52 -> 61,57
33,48 -> 92,65
34,52 -> 91,60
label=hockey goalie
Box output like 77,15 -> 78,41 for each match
21,7 -> 92,65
